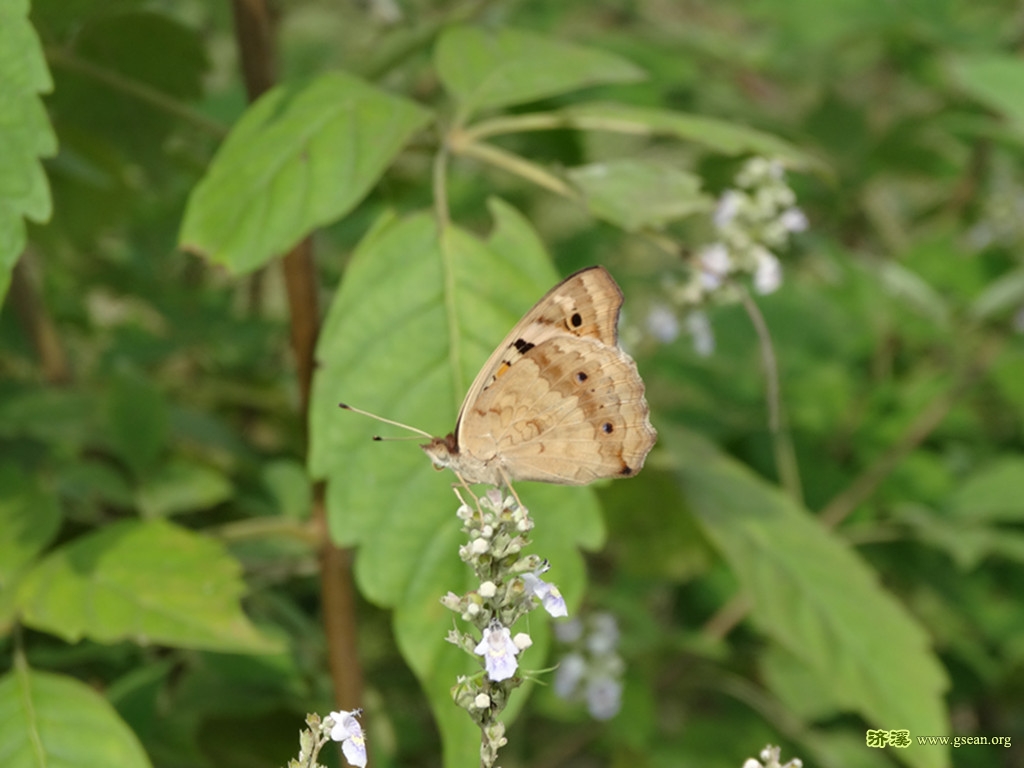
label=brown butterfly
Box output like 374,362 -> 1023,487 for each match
343,266 -> 656,488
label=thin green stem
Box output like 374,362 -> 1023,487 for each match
212,516 -> 321,547
433,141 -> 452,231
46,47 -> 229,138
450,137 -> 577,199
460,112 -> 657,144
739,287 -> 804,506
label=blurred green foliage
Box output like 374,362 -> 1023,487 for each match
2,1 -> 1024,768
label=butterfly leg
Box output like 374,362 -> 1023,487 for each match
497,466 -> 526,511
450,472 -> 483,513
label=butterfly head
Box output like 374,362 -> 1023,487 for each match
422,433 -> 459,471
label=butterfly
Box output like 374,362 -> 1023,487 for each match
343,266 -> 656,488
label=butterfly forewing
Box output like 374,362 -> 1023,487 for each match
456,266 -> 625,431
429,265 -> 656,486
460,335 -> 656,484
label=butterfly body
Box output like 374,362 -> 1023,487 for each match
422,266 -> 656,486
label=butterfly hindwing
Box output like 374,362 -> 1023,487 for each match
458,266 -> 624,421
458,334 -> 655,484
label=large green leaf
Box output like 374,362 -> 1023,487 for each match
0,663 -> 151,768
0,0 -> 56,305
134,458 -> 233,518
309,200 -> 605,768
949,457 -> 1024,524
0,465 -> 62,588
950,55 -> 1024,130
567,159 -> 713,231
560,102 -> 823,171
17,519 -> 278,653
668,429 -> 949,768
435,25 -> 645,119
179,72 -> 431,273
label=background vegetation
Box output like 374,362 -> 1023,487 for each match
2,1 -> 1024,768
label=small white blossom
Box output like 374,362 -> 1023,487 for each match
513,632 -> 533,650
470,538 -> 489,554
479,581 -> 497,598
586,613 -> 620,655
474,623 -> 519,681
713,189 -> 743,229
522,571 -> 568,617
746,744 -> 803,768
554,652 -> 587,698
780,207 -> 807,232
585,675 -> 623,720
328,710 -> 367,768
554,617 -> 583,643
753,247 -> 782,295
474,693 -> 491,708
698,243 -> 731,289
686,311 -> 715,357
646,304 -> 680,343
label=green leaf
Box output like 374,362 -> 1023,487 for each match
897,503 -> 1024,570
950,55 -> 1024,130
106,371 -> 169,478
0,0 -> 57,305
261,459 -> 312,520
179,72 -> 431,273
0,466 -> 62,588
135,458 -> 233,518
560,102 -> 823,171
949,457 -> 1024,523
0,663 -> 151,768
969,267 -> 1024,321
18,519 -> 279,653
567,159 -> 713,231
874,260 -> 951,329
47,11 -> 206,169
435,25 -> 645,118
309,200 -> 604,768
668,429 -> 949,768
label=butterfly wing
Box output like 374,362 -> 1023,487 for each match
459,334 -> 656,484
455,265 -> 624,429
451,266 -> 655,485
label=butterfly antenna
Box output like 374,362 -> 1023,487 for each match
338,403 -> 433,439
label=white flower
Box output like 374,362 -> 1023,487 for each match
513,632 -> 533,650
474,693 -> 491,708
474,623 -> 519,681
554,617 -> 583,643
328,710 -> 367,768
713,189 -> 743,229
586,613 -> 620,655
554,652 -> 586,698
698,243 -> 731,289
585,675 -> 623,720
646,304 -> 680,343
522,571 -> 568,617
479,581 -> 497,598
753,247 -> 782,295
779,207 -> 807,232
686,311 -> 715,357
470,537 -> 489,554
